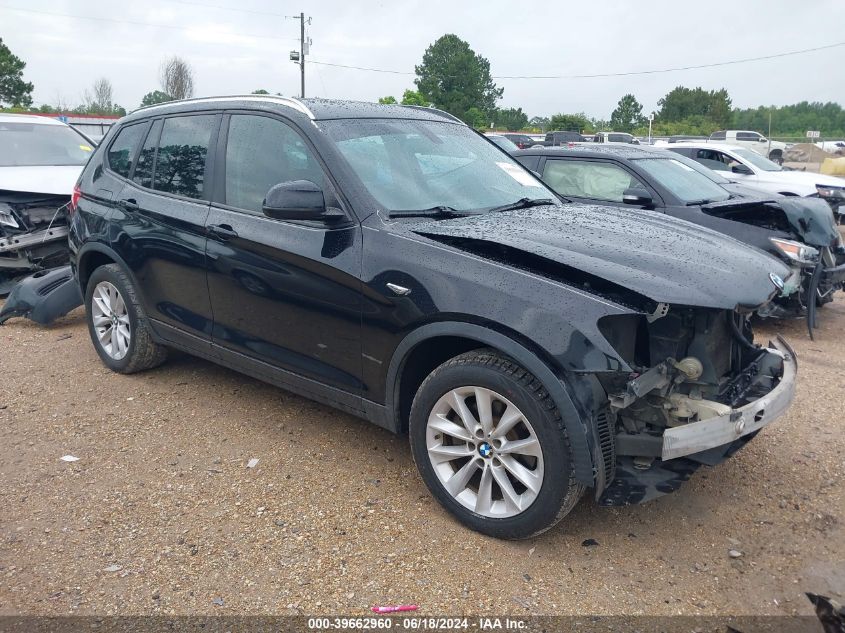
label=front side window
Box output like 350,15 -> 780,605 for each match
736,132 -> 761,141
632,157 -> 731,204
0,121 -> 94,167
107,123 -> 147,177
154,115 -> 215,199
224,114 -> 326,213
542,159 -> 644,202
320,118 -> 551,212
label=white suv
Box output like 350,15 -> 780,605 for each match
667,142 -> 845,219
709,130 -> 787,164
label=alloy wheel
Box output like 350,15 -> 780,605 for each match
425,386 -> 544,518
91,281 -> 131,360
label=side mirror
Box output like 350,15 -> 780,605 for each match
731,163 -> 753,175
622,187 -> 653,206
262,180 -> 341,223
759,137 -> 768,142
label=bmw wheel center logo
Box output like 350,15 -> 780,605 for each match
478,442 -> 493,458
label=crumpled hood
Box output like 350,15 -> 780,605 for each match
0,165 -> 82,196
409,204 -> 790,310
703,196 -> 840,247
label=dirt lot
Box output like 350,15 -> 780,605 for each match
1,295 -> 843,618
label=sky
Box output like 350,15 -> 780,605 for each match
3,0 -> 844,119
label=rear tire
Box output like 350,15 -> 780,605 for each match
409,350 -> 584,539
85,264 -> 167,374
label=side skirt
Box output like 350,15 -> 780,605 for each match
148,319 -> 391,429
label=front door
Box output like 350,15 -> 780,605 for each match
205,112 -> 364,396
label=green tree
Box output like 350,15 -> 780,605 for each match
657,86 -> 732,128
140,90 -> 172,108
548,113 -> 590,132
609,94 -> 646,133
400,89 -> 427,106
528,116 -> 550,132
414,34 -> 502,124
464,107 -> 488,129
495,107 -> 528,131
251,89 -> 270,94
378,95 -> 397,104
0,38 -> 34,108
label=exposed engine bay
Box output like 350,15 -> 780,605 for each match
595,305 -> 796,505
0,190 -> 70,293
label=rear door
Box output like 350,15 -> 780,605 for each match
110,113 -> 220,347
204,111 -> 363,398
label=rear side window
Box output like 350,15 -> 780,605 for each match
132,120 -> 161,189
224,114 -> 325,213
107,123 -> 147,178
154,115 -> 215,199
710,131 -> 727,140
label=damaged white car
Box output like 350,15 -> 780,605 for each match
0,113 -> 93,294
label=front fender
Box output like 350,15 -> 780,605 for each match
385,321 -> 600,487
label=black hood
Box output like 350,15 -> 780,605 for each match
702,196 -> 840,247
407,204 -> 790,310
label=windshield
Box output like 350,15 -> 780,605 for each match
632,157 -> 731,204
487,135 -> 519,151
0,121 -> 94,167
733,147 -> 782,172
320,118 -> 553,212
668,151 -> 732,185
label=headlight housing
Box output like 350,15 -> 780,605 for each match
770,238 -> 819,264
816,184 -> 845,199
0,203 -> 19,228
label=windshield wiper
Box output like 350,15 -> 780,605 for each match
486,197 -> 556,213
387,206 -> 471,220
685,198 -> 712,206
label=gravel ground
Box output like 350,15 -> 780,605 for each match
0,295 -> 843,618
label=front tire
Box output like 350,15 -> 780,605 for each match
409,350 -> 584,539
85,264 -> 167,374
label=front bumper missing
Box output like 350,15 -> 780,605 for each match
661,336 -> 797,461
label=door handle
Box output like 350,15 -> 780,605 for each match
207,223 -> 239,240
118,198 -> 139,212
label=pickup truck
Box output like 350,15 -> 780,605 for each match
708,130 -> 788,164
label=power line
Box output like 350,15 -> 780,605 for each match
307,40 -> 845,79
167,0 -> 287,18
0,5 -> 298,41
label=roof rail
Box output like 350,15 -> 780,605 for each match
401,105 -> 465,125
133,95 -> 315,119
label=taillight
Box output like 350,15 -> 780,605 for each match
69,184 -> 81,216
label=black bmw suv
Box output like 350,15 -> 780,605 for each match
69,97 -> 796,539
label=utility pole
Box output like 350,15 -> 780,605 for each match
288,13 -> 311,98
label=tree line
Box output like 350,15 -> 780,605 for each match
3,34 -> 843,138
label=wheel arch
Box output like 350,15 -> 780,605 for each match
77,243 -> 134,293
385,321 -> 597,487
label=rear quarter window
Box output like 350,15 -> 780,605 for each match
107,123 -> 147,178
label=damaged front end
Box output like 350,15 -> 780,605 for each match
701,197 -> 845,337
594,306 -> 797,506
0,190 -> 70,294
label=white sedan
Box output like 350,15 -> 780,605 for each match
666,142 -> 845,218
